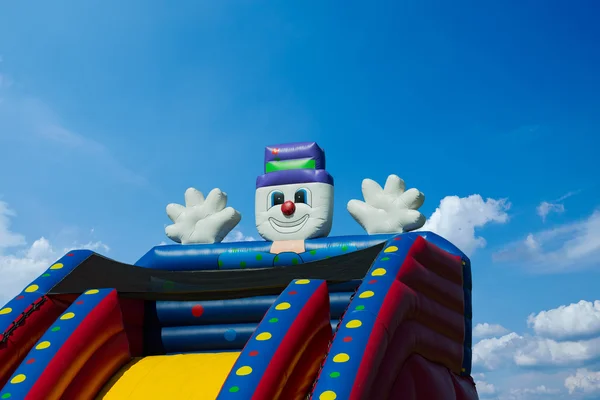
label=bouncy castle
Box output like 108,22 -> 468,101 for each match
0,142 -> 480,399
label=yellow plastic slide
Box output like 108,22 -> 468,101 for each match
96,352 -> 240,399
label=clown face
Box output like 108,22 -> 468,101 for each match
255,182 -> 334,241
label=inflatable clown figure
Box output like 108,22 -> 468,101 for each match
165,142 -> 426,249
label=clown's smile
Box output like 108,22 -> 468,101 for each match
268,214 -> 310,234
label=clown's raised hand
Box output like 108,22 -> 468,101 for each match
347,175 -> 426,235
165,187 -> 241,244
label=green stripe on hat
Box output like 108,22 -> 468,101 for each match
265,158 -> 316,173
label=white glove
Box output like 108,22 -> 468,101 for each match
165,187 -> 241,244
347,174 -> 426,235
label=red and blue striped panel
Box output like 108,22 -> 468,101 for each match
0,250 -> 94,387
310,232 -> 470,400
310,234 -> 418,400
0,250 -> 93,335
218,279 -> 332,400
0,288 -> 130,400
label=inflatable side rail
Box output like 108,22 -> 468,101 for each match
310,232 -> 472,400
0,250 -> 94,387
0,288 -> 131,400
217,279 -> 332,400
135,234 -> 395,271
413,231 -> 473,375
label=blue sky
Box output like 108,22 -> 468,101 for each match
1,1 -> 600,398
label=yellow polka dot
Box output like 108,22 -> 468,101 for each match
10,374 -> 26,384
275,302 -> 291,310
49,263 -> 64,270
333,353 -> 350,363
384,246 -> 398,253
345,319 -> 362,328
84,289 -> 99,295
60,312 -> 75,320
371,268 -> 387,276
236,366 -> 253,376
319,391 -> 337,400
256,332 -> 272,341
35,341 -> 51,350
24,284 -> 39,293
0,307 -> 12,315
295,279 -> 310,284
359,290 -> 374,298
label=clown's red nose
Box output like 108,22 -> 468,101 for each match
281,200 -> 296,216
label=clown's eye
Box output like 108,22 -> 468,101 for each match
294,188 -> 311,206
269,190 -> 285,208
295,189 -> 306,204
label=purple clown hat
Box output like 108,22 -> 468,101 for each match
256,142 -> 334,188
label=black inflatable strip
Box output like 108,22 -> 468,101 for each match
49,243 -> 385,301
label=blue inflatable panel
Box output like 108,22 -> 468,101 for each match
329,280 -> 362,293
163,319 -> 339,355
156,296 -> 274,326
329,292 -> 353,318
463,258 -> 473,291
217,251 -> 277,270
155,292 -> 354,327
463,286 -> 473,321
135,234 -> 394,271
300,245 -> 359,262
303,234 -> 394,251
161,323 -> 256,352
217,244 -> 365,269
464,317 -> 473,348
273,252 -> 304,267
135,241 -> 273,270
463,347 -> 473,375
166,349 -> 242,355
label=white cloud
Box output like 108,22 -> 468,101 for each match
493,210 -> 600,273
473,332 -> 525,370
474,301 -> 600,373
513,336 -> 600,368
421,194 -> 510,256
536,201 -> 565,222
474,331 -> 600,371
476,379 -> 497,396
0,200 -> 109,307
505,385 -> 560,398
564,368 -> 600,395
474,323 -> 510,339
556,191 -> 580,202
536,191 -> 580,222
222,229 -> 257,243
527,300 -> 600,341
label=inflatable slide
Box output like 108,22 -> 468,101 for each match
0,231 -> 479,399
